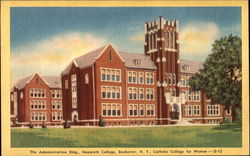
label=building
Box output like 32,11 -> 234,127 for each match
10,73 -> 63,126
61,45 -> 158,126
61,16 -> 232,126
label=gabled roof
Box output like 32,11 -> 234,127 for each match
179,59 -> 204,74
61,45 -> 157,75
118,51 -> 157,70
61,45 -> 107,75
14,73 -> 61,90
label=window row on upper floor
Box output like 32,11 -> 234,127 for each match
30,89 -> 46,98
180,90 -> 201,102
128,71 -> 154,85
101,68 -> 121,82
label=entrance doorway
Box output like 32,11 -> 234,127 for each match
170,104 -> 179,120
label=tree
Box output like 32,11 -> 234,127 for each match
188,34 -> 241,122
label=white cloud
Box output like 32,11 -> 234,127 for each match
11,32 -> 106,86
179,22 -> 219,58
130,32 -> 144,42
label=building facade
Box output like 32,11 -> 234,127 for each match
10,73 -> 62,126
61,16 -> 232,126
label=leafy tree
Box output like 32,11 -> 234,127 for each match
188,34 -> 241,122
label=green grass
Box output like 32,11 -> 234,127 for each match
11,123 -> 242,147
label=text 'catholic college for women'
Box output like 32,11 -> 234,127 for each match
10,17 -> 232,127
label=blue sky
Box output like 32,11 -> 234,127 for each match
11,7 -> 241,85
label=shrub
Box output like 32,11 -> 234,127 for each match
42,122 -> 47,128
29,122 -> 34,129
99,116 -> 106,127
64,120 -> 71,129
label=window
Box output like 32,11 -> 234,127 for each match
139,104 -> 145,116
30,100 -> 46,110
146,104 -> 155,116
139,72 -> 144,84
168,73 -> 172,85
180,90 -> 187,101
109,50 -> 112,61
207,105 -> 220,116
102,103 -> 121,117
101,68 -> 121,82
20,92 -> 23,99
146,72 -> 154,85
193,105 -> 200,116
128,71 -> 137,84
11,94 -> 14,101
65,80 -> 68,89
128,87 -> 137,100
172,89 -> 176,96
31,112 -> 46,121
188,105 -> 192,116
85,74 -> 89,84
52,112 -> 62,121
52,101 -> 62,110
129,104 -> 138,116
134,59 -> 142,66
139,88 -> 144,100
180,76 -> 186,87
30,89 -> 46,98
71,74 -> 77,108
193,91 -> 200,102
101,86 -> 121,99
146,88 -> 154,100
188,91 -> 192,101
173,74 -> 176,85
226,108 -> 231,115
182,65 -> 190,72
184,105 -> 187,116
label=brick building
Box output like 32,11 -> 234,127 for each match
61,16 -> 232,126
10,73 -> 62,126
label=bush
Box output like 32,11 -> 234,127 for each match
221,117 -> 231,125
42,122 -> 47,128
99,116 -> 106,127
29,122 -> 34,129
64,120 -> 71,129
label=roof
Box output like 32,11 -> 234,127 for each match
118,51 -> 157,70
179,59 -> 204,74
14,73 -> 61,90
61,44 -> 157,75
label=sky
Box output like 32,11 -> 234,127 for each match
11,7 -> 241,86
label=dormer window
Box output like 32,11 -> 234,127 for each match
182,65 -> 190,71
134,59 -> 142,66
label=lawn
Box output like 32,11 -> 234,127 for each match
11,123 -> 242,147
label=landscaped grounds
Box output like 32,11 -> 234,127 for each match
11,123 -> 241,147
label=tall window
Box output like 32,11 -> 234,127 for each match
172,32 -> 175,49
146,104 -> 155,116
188,105 -> 192,116
71,74 -> 77,108
129,104 -> 138,116
193,105 -> 200,116
128,71 -> 137,84
65,80 -> 68,89
173,74 -> 176,85
146,89 -> 154,100
188,91 -> 192,101
139,104 -> 145,116
167,31 -> 170,48
85,74 -> 89,84
146,72 -> 154,85
168,73 -> 172,85
193,91 -> 200,102
139,88 -> 144,100
139,72 -> 144,84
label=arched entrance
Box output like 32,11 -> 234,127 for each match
71,111 -> 78,123
170,104 -> 179,120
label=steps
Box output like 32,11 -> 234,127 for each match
176,119 -> 194,125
